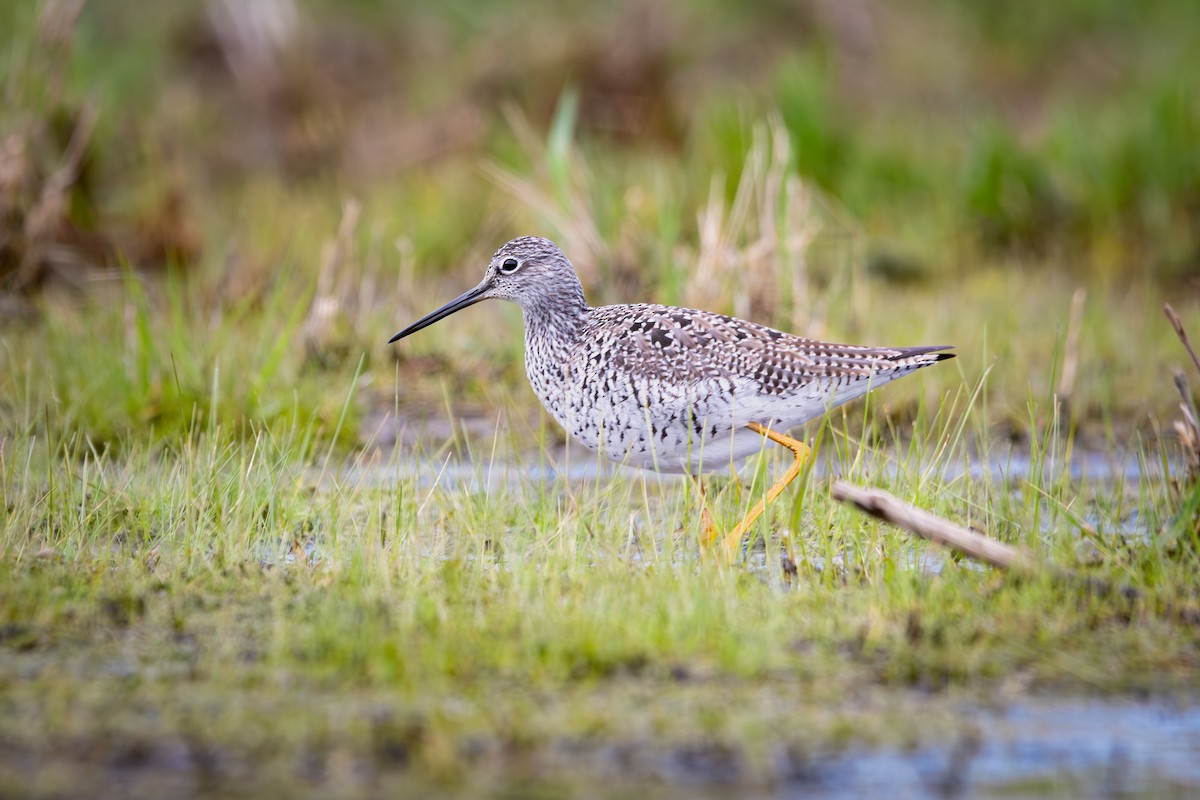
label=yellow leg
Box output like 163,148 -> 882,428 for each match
716,422 -> 811,558
692,476 -> 718,544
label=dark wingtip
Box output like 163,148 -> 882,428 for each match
387,331 -> 404,344
888,344 -> 955,362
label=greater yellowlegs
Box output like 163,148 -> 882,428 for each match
390,236 -> 953,554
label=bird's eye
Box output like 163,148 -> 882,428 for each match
500,257 -> 520,273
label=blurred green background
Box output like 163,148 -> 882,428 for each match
2,0 -> 1198,447
4,5 -> 1200,797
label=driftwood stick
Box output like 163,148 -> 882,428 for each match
830,482 -> 1154,604
830,481 -> 1035,571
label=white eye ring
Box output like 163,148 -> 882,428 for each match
499,257 -> 520,273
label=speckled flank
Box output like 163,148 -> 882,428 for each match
393,236 -> 954,475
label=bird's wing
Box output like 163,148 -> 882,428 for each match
581,304 -> 951,393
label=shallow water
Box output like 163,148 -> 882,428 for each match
470,697 -> 1200,798
338,421 -> 1162,491
545,698 -> 1200,798
803,698 -> 1200,798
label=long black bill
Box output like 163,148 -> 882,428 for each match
388,283 -> 489,343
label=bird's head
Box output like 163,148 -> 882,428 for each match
388,236 -> 583,343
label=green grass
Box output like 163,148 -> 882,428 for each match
1,356 -> 1197,796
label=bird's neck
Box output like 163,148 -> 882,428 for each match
520,289 -> 589,413
522,293 -> 588,352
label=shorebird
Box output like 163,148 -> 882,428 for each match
390,236 -> 953,556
